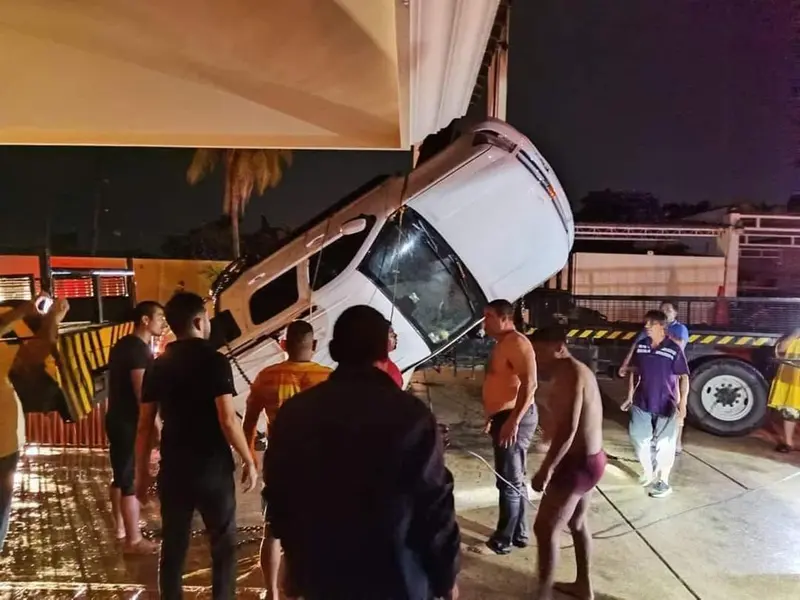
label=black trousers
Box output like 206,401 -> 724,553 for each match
158,473 -> 237,600
106,419 -> 136,496
489,407 -> 537,547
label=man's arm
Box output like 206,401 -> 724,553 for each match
497,335 -> 538,447
135,366 -> 160,502
242,392 -> 263,463
13,299 -> 69,367
508,336 -> 538,421
677,375 -> 690,420
621,372 -> 636,412
669,324 -> 689,351
130,367 -> 162,445
135,402 -> 159,502
406,414 -> 460,599
619,330 -> 646,376
215,393 -> 257,490
210,352 -> 257,491
673,348 -> 691,421
535,369 -> 583,485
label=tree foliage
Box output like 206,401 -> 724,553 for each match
186,149 -> 293,258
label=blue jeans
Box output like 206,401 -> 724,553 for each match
629,406 -> 678,483
0,451 -> 19,553
490,406 -> 537,546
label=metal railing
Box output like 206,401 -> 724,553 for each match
25,400 -> 109,448
571,295 -> 800,335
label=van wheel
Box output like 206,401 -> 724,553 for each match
688,359 -> 768,437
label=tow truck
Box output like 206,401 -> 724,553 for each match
520,289 -> 787,437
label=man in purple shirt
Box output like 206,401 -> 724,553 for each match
619,301 -> 690,453
622,310 -> 690,498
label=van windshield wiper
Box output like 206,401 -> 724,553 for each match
414,223 -> 477,315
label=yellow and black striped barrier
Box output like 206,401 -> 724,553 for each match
1,306 -> 134,422
523,326 -> 780,347
56,322 -> 134,420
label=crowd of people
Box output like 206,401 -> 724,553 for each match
2,291 -> 798,599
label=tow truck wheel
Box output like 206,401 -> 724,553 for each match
687,359 -> 768,437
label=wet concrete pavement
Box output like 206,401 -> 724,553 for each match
2,368 -> 799,599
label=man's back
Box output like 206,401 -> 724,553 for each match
265,365 -> 460,600
549,359 -> 603,459
573,359 -> 604,457
143,338 -> 235,480
250,360 -> 331,423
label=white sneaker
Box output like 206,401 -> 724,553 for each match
638,473 -> 655,487
649,480 -> 673,498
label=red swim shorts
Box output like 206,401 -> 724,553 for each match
549,451 -> 607,495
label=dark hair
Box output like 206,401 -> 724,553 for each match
644,310 -> 668,326
132,301 -> 163,326
165,292 -> 206,337
529,326 -> 567,344
285,320 -> 314,351
486,299 -> 514,320
330,305 -> 390,365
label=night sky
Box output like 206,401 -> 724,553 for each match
0,0 -> 794,255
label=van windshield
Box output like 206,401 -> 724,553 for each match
360,208 -> 486,351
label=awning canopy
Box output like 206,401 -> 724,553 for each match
0,0 -> 500,150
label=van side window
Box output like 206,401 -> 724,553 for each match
307,216 -> 375,291
249,268 -> 299,325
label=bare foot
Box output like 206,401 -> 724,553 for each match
554,580 -> 594,600
114,528 -> 126,540
123,537 -> 159,555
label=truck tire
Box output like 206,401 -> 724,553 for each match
688,359 -> 768,437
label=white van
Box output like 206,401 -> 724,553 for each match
211,119 -> 574,410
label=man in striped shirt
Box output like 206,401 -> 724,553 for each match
243,320 -> 331,599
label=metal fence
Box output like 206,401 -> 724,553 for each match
25,401 -> 109,448
572,295 -> 800,335
422,336 -> 494,374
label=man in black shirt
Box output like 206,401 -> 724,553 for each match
135,292 -> 257,600
106,300 -> 164,554
264,305 -> 461,600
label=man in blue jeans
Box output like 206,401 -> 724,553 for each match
481,300 -> 538,554
619,301 -> 690,451
622,310 -> 689,498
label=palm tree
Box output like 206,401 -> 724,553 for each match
187,149 -> 293,258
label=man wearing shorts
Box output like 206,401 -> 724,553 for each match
622,310 -> 690,498
482,299 -> 538,555
242,320 -> 331,599
106,300 -> 164,554
530,327 -> 605,600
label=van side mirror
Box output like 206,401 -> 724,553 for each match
340,218 -> 367,236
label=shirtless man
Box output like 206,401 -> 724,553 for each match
530,327 -> 605,600
482,299 -> 538,555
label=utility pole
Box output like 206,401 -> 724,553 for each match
91,178 -> 110,256
486,1 -> 510,121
